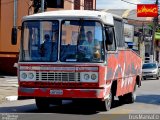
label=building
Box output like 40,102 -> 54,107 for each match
0,0 -> 96,75
101,9 -> 160,63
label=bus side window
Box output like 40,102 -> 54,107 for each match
105,27 -> 116,51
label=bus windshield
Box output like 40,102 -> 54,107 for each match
20,20 -> 104,63
20,21 -> 59,62
60,20 -> 104,62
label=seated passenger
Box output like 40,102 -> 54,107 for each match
78,31 -> 100,60
40,34 -> 52,61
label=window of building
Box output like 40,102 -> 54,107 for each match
74,0 -> 80,10
46,0 -> 64,8
84,0 -> 93,10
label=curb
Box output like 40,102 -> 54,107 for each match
5,96 -> 18,101
0,85 -> 19,87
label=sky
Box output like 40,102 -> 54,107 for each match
96,0 -> 157,9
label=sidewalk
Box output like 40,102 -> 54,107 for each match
0,76 -> 18,103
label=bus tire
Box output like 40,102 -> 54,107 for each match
119,84 -> 137,104
101,91 -> 113,111
118,95 -> 125,104
35,98 -> 50,110
125,84 -> 137,103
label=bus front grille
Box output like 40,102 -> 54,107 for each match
36,72 -> 80,82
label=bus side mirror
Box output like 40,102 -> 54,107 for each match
11,27 -> 17,45
105,28 -> 113,45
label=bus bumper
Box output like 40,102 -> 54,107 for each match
18,87 -> 106,99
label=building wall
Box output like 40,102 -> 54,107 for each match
0,0 -> 29,53
0,0 -> 30,74
0,0 -> 96,54
0,0 -> 96,74
1,1 -> 14,52
64,0 -> 74,10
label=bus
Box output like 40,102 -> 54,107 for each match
12,10 -> 142,111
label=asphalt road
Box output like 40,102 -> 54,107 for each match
0,78 -> 160,120
0,76 -> 17,103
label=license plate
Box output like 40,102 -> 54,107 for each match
50,90 -> 63,95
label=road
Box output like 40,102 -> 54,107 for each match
0,78 -> 160,120
0,76 -> 17,103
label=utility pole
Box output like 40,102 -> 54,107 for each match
150,0 -> 159,62
41,0 -> 45,12
13,0 -> 18,28
12,0 -> 18,45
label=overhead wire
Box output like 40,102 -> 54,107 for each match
121,0 -> 137,5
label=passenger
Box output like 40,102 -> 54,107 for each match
40,34 -> 52,60
77,31 -> 100,61
84,31 -> 100,59
44,34 -> 51,43
86,31 -> 94,45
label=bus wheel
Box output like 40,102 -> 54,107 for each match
118,95 -> 125,104
126,84 -> 137,103
101,91 -> 112,111
119,84 -> 137,104
35,98 -> 50,110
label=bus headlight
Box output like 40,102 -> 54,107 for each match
84,74 -> 90,80
20,71 -> 36,81
21,73 -> 27,79
80,72 -> 98,82
28,73 -> 34,79
91,74 -> 97,80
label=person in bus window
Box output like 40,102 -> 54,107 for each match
40,34 -> 52,61
83,31 -> 100,59
86,31 -> 94,45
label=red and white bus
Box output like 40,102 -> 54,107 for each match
13,10 -> 142,111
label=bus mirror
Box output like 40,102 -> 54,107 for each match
105,28 -> 113,45
11,27 -> 17,45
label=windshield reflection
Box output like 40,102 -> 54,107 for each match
60,20 -> 104,62
20,21 -> 59,62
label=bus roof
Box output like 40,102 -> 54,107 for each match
23,10 -> 122,25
